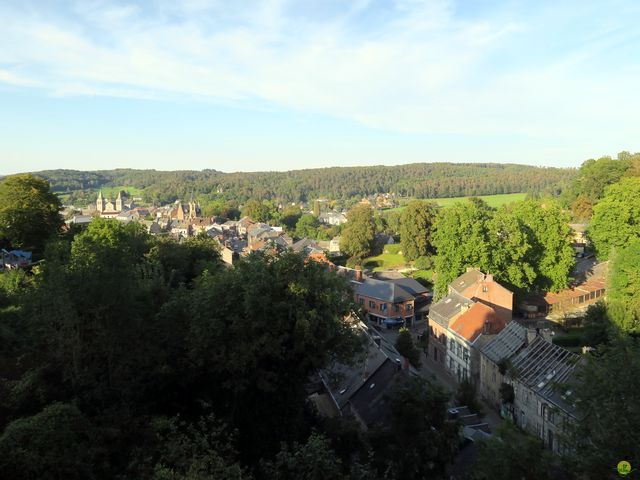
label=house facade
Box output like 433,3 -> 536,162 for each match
479,321 -> 529,410
428,269 -> 513,384
354,277 -> 429,327
503,336 -> 579,454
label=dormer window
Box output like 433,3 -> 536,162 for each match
482,285 -> 488,293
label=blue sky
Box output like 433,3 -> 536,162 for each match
1,0 -> 639,174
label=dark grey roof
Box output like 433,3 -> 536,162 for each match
291,237 -> 319,253
450,269 -> 483,294
390,277 -> 429,296
509,336 -> 580,416
320,324 -> 404,410
481,321 -> 528,363
355,278 -> 415,303
348,359 -> 412,427
429,291 -> 473,327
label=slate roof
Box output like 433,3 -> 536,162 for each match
450,269 -> 484,295
429,291 -> 473,328
481,321 -> 528,363
320,324 -> 403,410
389,277 -> 429,296
355,278 -> 415,303
509,336 -> 580,416
291,237 -> 320,253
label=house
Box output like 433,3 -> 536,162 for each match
190,217 -> 214,235
428,269 -> 513,384
236,216 -> 255,235
448,268 -> 513,324
518,262 -> 607,319
354,277 -> 430,327
170,220 -> 191,238
479,321 -> 530,410
65,215 -> 93,228
221,246 -> 239,266
502,336 -> 580,454
568,223 -> 588,244
1,249 -> 32,270
318,211 -> 347,226
291,237 -> 322,255
315,321 -> 415,429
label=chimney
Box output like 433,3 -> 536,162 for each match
355,267 -> 363,282
526,328 -> 538,345
485,274 -> 494,282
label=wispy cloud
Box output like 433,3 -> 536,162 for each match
0,0 -> 639,140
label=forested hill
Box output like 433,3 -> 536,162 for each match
32,163 -> 573,204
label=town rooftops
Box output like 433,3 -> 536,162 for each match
448,302 -> 504,343
481,321 -> 528,363
354,278 -> 415,303
509,336 -> 580,415
429,291 -> 473,328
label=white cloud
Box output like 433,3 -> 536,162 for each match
0,0 -> 638,143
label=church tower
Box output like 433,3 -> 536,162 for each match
96,190 -> 105,213
115,191 -> 123,212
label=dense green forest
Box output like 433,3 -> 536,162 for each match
30,162 -> 571,205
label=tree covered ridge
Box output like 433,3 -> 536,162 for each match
29,162 -> 571,204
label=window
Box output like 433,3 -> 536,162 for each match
358,297 -> 364,305
394,304 -> 400,313
369,300 -> 376,309
380,303 -> 387,312
463,368 -> 467,379
406,304 -> 413,312
449,357 -> 454,370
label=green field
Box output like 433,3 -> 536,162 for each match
387,192 -> 527,211
57,185 -> 145,202
363,252 -> 406,271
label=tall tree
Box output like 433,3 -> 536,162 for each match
0,174 -> 63,252
295,214 -> 320,239
471,422 -> 557,480
262,433 -> 346,480
395,327 -> 421,368
432,199 -> 493,297
487,206 -> 537,292
369,377 -> 458,480
589,177 -> 640,259
607,238 -> 640,334
399,200 -> 438,261
565,339 -> 640,478
340,204 -> 375,261
510,200 -> 574,292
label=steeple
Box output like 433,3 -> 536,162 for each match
115,191 -> 123,211
96,189 -> 105,213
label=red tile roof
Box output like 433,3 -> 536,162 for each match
448,302 -> 505,343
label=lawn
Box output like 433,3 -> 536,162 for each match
363,252 -> 407,271
92,185 -> 145,198
387,192 -> 527,211
411,269 -> 434,286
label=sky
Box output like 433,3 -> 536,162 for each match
1,0 -> 639,174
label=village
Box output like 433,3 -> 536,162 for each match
36,189 -> 608,470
